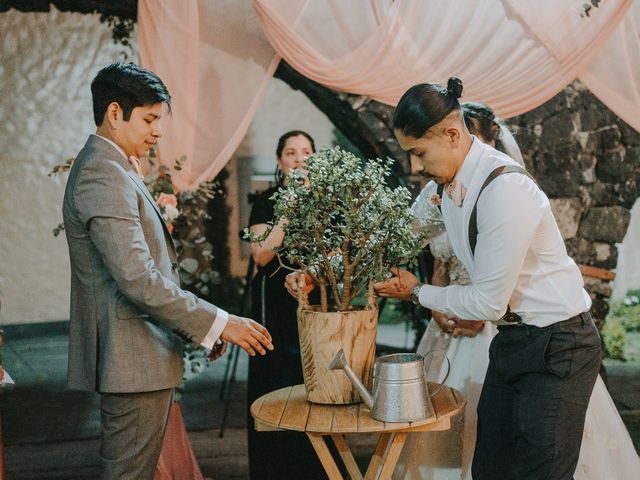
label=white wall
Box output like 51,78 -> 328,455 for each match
0,8 -> 130,324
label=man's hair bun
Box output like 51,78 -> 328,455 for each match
447,77 -> 463,99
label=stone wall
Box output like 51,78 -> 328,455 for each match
507,81 -> 640,321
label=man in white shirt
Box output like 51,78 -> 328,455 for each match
374,78 -> 601,480
63,63 -> 274,479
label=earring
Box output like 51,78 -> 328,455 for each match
275,165 -> 284,185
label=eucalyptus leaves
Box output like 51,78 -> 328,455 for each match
248,146 -> 421,312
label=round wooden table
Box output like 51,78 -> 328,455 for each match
251,383 -> 465,480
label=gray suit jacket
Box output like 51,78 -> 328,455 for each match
63,135 -> 222,393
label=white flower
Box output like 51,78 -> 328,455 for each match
162,204 -> 180,223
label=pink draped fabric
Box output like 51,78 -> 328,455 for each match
137,0 -> 638,189
155,403 -> 204,480
138,0 -> 279,191
254,0 -> 634,120
580,0 -> 640,132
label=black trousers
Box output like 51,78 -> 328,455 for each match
472,314 -> 601,480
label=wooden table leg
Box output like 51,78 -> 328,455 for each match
331,434 -> 363,480
364,432 -> 393,480
377,432 -> 408,480
307,433 -> 344,480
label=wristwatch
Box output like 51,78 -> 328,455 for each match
411,283 -> 424,305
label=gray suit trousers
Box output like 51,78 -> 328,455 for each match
100,389 -> 174,480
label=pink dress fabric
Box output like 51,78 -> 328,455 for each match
155,402 -> 204,480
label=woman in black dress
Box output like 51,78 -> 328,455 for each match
246,130 -> 327,479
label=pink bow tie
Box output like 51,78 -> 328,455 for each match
445,179 -> 466,207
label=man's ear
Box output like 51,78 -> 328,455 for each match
105,102 -> 122,128
444,124 -> 461,148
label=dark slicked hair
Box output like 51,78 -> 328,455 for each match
90,62 -> 171,126
393,77 -> 463,139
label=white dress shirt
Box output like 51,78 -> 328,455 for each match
94,134 -> 228,347
417,137 -> 591,327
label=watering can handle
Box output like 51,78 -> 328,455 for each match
421,350 -> 451,398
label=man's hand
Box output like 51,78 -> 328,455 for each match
284,272 -> 315,300
432,310 -> 456,333
452,319 -> 485,336
432,310 -> 485,337
207,340 -> 228,361
373,268 -> 419,301
220,315 -> 274,356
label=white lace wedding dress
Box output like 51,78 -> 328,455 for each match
394,182 -> 640,479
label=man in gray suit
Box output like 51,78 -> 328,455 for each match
63,63 -> 273,479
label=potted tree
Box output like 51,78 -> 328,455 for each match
248,146 -> 421,404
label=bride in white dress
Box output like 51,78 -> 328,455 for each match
394,103 -> 640,480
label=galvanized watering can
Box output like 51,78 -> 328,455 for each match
329,349 -> 450,423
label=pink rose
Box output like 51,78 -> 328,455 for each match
157,193 -> 178,209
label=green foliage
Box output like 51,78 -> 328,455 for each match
99,14 -> 135,59
378,299 -> 409,325
602,318 -> 626,360
607,290 -> 640,332
246,146 -> 422,312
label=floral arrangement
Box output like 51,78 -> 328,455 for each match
156,192 -> 180,232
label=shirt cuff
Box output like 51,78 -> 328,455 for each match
200,308 -> 229,350
418,284 -> 440,310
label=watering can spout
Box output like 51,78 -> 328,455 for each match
329,349 -> 374,409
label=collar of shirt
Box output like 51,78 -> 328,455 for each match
453,135 -> 483,189
93,134 -> 127,161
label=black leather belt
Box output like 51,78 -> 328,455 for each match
498,310 -> 592,329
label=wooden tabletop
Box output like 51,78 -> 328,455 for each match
251,382 -> 465,434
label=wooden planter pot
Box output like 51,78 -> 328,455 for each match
297,305 -> 378,404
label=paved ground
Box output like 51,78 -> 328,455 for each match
0,323 -> 638,479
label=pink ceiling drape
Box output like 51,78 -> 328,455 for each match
137,0 -> 638,190
138,0 -> 279,191
254,0 -> 633,120
580,1 -> 640,133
